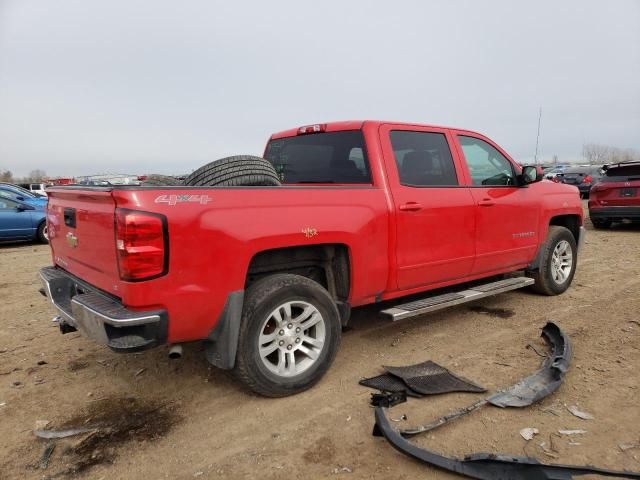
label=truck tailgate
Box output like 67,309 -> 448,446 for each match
47,188 -> 120,296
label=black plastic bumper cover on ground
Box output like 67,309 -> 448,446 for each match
373,404 -> 640,480
370,322 -> 640,479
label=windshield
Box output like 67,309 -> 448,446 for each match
604,164 -> 640,182
264,131 -> 371,184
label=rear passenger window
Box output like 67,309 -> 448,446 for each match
390,131 -> 458,186
264,131 -> 371,184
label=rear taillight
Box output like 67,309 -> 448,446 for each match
582,175 -> 593,184
552,176 -> 560,183
115,209 -> 168,281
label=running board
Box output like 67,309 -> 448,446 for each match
381,277 -> 535,321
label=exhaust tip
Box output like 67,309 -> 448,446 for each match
168,344 -> 183,359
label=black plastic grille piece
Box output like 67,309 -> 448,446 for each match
384,361 -> 486,395
359,374 -> 423,398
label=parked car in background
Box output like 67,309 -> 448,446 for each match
589,161 -> 640,228
554,166 -> 603,198
543,165 -> 570,180
0,183 -> 49,207
0,196 -> 48,243
18,183 -> 48,197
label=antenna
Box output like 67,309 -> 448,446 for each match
534,106 -> 542,165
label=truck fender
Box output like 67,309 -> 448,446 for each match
204,290 -> 244,369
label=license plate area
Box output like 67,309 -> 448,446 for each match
620,188 -> 637,197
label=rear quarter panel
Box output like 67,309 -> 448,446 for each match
112,187 -> 389,342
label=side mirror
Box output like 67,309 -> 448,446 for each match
521,165 -> 543,185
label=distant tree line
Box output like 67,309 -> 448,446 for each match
0,169 -> 48,184
582,144 -> 640,165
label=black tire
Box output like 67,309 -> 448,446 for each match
37,221 -> 48,244
526,225 -> 577,295
142,174 -> 184,186
591,217 -> 611,229
232,274 -> 341,397
185,155 -> 281,187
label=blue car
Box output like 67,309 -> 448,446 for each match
0,183 -> 48,207
0,196 -> 48,243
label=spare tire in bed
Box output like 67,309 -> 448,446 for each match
184,155 -> 281,187
142,174 -> 184,186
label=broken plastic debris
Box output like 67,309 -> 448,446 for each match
332,466 -> 352,474
34,427 -> 95,439
37,443 -> 55,470
520,427 -> 539,441
619,443 -> 640,452
567,405 -> 594,420
558,429 -> 587,435
34,420 -> 50,430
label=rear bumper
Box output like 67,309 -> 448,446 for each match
39,266 -> 167,352
589,206 -> 640,220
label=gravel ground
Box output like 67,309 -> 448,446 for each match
1,204 -> 639,479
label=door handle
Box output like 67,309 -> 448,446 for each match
478,198 -> 495,207
399,202 -> 422,211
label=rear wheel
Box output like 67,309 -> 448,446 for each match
232,274 -> 341,397
527,225 -> 577,295
37,221 -> 48,244
591,218 -> 611,229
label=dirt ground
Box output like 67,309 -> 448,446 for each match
1,204 -> 639,479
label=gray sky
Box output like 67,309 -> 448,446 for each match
1,0 -> 639,178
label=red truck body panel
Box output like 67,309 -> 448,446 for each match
45,120 -> 584,344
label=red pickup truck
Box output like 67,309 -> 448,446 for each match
40,120 -> 584,397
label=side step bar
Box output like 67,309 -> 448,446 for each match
381,277 -> 534,321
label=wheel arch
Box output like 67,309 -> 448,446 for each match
529,214 -> 581,271
246,244 -> 351,309
549,214 -> 581,244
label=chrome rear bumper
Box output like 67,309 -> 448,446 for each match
39,266 -> 167,352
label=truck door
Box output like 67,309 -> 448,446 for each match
453,133 -> 540,275
380,124 -> 476,290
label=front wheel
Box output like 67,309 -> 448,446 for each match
232,274 -> 341,397
527,225 -> 577,295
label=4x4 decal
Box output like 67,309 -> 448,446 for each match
154,194 -> 213,206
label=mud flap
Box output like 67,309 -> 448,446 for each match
204,290 -> 244,369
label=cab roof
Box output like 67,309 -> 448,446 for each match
269,120 -> 483,140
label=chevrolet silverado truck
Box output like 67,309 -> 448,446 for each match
39,120 -> 584,397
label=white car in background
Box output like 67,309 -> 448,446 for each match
18,183 -> 48,197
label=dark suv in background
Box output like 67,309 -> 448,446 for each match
554,166 -> 603,198
589,161 -> 640,228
